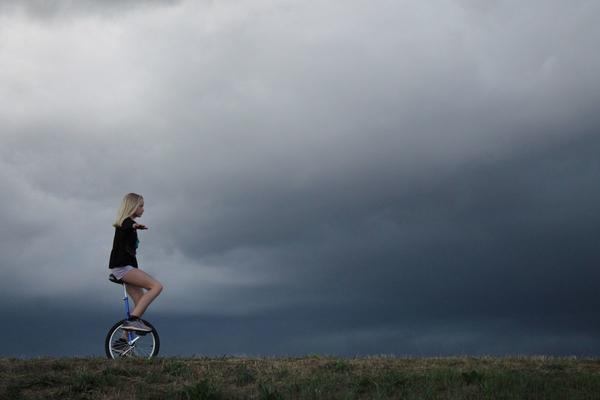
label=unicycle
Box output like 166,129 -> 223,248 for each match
105,274 -> 160,359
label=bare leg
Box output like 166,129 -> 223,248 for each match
121,269 -> 163,318
126,285 -> 144,310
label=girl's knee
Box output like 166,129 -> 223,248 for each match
152,281 -> 163,294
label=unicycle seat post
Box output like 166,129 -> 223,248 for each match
122,282 -> 131,320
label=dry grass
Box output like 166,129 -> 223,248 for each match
2,356 -> 600,399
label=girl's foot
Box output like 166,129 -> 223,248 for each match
122,319 -> 152,332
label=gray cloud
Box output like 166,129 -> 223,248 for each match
0,0 -> 180,19
1,0 -> 600,356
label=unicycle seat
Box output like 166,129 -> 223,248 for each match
108,274 -> 124,285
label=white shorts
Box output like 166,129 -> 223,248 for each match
109,265 -> 136,281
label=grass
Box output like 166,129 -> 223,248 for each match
1,356 -> 600,399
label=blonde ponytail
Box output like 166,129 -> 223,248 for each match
113,193 -> 144,227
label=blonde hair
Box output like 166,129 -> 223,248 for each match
113,193 -> 144,228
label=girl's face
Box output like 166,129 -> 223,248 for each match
134,200 -> 145,218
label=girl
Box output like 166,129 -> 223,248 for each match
109,193 -> 163,332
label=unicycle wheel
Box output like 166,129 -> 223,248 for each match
105,319 -> 160,359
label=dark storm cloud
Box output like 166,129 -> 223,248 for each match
1,0 -> 600,356
168,131 -> 600,321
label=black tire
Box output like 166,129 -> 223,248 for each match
105,319 -> 160,359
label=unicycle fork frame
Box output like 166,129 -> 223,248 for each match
121,283 -> 138,344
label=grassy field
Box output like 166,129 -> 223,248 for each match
2,356 -> 600,399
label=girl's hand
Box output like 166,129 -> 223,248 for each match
133,223 -> 148,230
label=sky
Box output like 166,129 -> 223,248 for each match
1,0 -> 600,358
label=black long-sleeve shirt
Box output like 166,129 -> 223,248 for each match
109,217 -> 139,268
